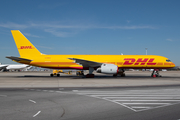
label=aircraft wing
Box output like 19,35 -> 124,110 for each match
68,58 -> 102,67
6,56 -> 32,62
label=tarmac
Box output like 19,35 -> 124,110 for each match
0,71 -> 180,88
1,71 -> 180,120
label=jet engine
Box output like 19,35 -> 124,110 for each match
96,64 -> 118,74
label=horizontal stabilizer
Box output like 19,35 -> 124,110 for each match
6,56 -> 32,63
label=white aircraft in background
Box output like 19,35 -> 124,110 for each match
0,63 -> 30,72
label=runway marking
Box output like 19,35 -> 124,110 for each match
0,95 -> 7,97
49,90 -> 55,92
29,99 -> 36,103
101,97 -> 137,112
56,91 -> 64,93
72,89 -> 180,112
72,90 -> 79,92
24,89 -> 68,94
113,100 -> 180,102
23,88 -> 180,112
33,111 -> 41,117
73,91 -> 180,93
123,103 -> 170,105
91,95 -> 180,96
131,106 -> 151,109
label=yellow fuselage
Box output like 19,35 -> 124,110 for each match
18,55 -> 175,70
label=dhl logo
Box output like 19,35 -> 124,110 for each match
123,58 -> 156,65
19,46 -> 34,49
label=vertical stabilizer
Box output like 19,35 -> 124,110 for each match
11,30 -> 41,58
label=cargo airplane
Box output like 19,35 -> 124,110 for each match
6,30 -> 175,77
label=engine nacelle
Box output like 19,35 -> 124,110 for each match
96,64 -> 118,74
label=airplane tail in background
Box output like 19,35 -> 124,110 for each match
11,30 -> 42,58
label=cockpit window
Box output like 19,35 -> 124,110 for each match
166,59 -> 171,62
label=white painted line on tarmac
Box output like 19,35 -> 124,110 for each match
73,91 -> 180,95
72,90 -> 79,92
136,102 -> 180,112
113,100 -> 180,102
99,97 -> 137,112
49,90 -> 55,92
29,99 -> 36,103
0,95 -> 7,97
55,91 -> 64,93
100,97 -> 180,99
123,103 -> 170,105
73,90 -> 126,92
91,95 -> 180,96
33,111 -> 41,117
131,106 -> 151,109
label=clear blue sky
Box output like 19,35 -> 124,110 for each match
0,0 -> 180,65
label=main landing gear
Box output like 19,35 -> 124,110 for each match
113,69 -> 125,77
85,67 -> 95,78
151,69 -> 162,77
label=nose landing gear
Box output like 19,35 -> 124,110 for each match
151,69 -> 162,77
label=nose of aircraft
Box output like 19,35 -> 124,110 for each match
171,62 -> 176,68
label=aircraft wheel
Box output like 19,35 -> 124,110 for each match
80,72 -> 84,76
113,74 -> 117,77
121,74 -> 125,77
86,74 -> 94,78
57,74 -> 60,77
50,74 -> 53,77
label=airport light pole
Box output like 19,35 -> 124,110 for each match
145,48 -> 147,55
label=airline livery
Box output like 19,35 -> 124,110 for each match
7,30 -> 175,77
